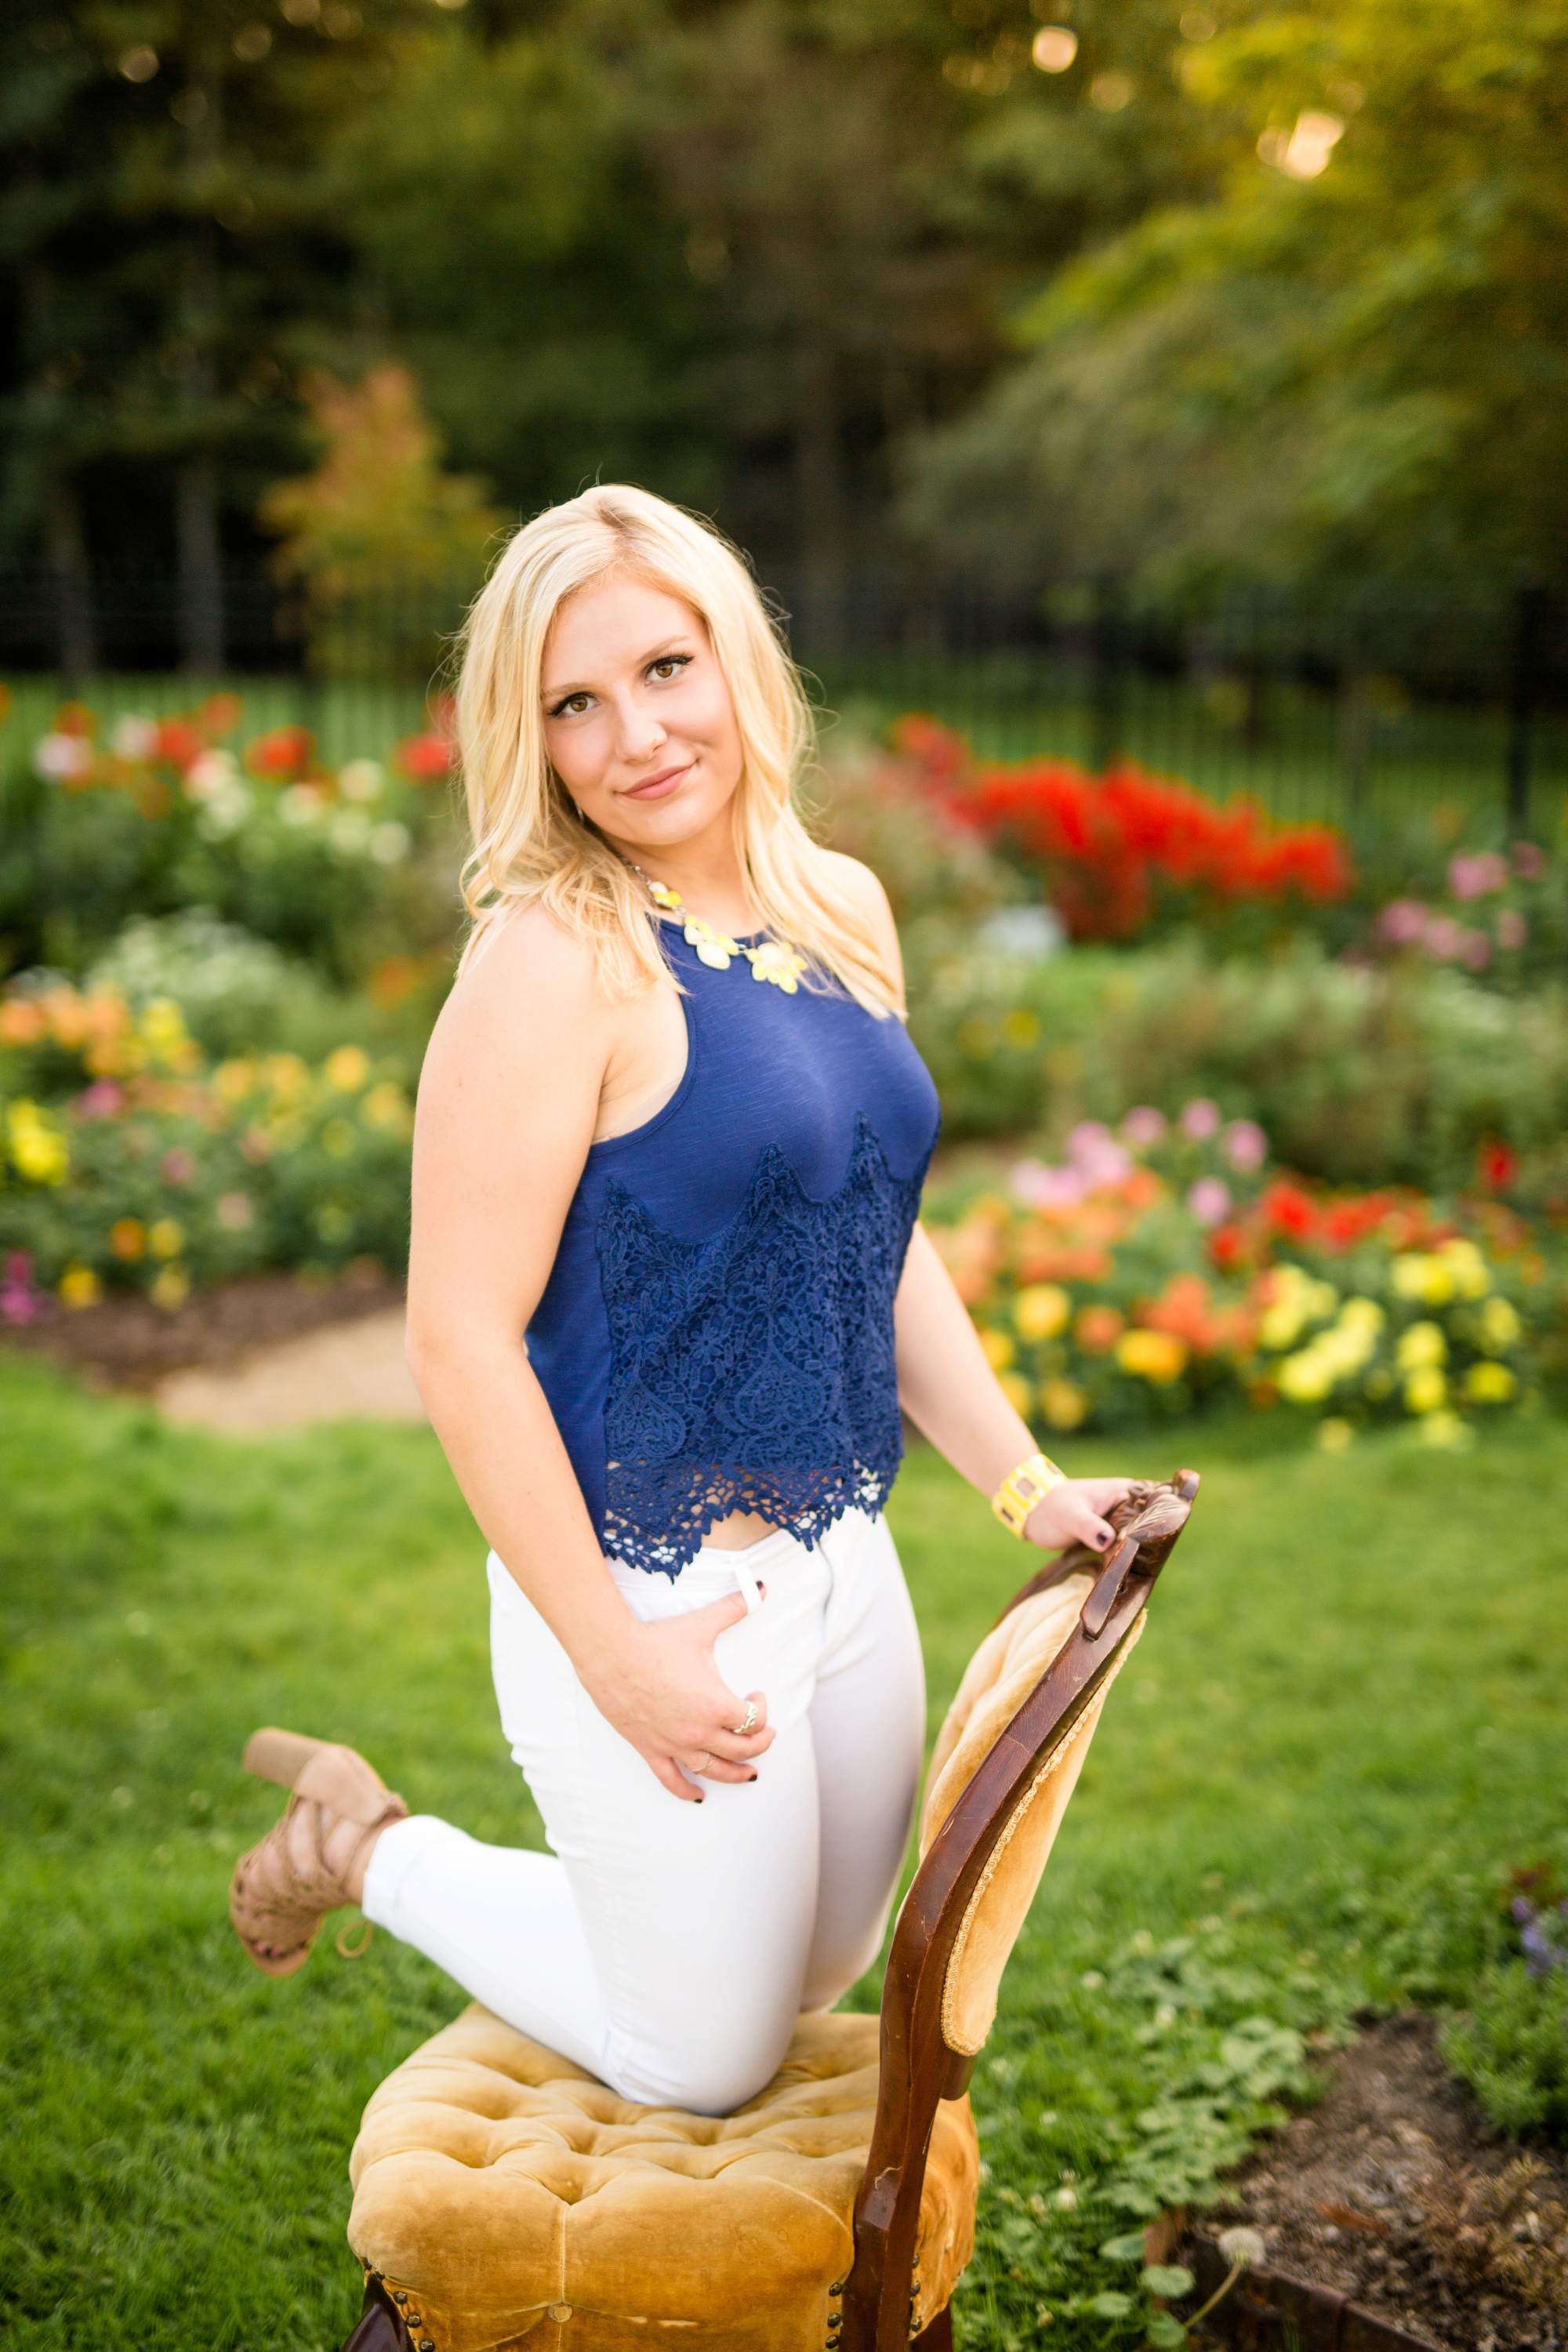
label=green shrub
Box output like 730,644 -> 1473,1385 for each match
1443,1964 -> 1568,2139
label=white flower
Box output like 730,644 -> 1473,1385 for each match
368,820 -> 411,866
1217,2226 -> 1265,2270
183,748 -> 238,801
278,783 -> 325,826
34,732 -> 93,782
110,714 -> 160,760
338,758 -> 385,803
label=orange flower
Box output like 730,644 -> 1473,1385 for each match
1076,1303 -> 1124,1353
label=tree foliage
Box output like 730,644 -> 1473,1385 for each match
906,0 -> 1568,595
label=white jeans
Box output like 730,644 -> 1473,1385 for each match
361,1508 -> 925,2114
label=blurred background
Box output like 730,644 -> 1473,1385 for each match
5,13 -> 1568,2351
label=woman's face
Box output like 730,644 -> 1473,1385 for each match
540,575 -> 744,858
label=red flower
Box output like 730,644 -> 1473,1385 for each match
897,720 -> 1354,942
394,731 -> 455,782
245,724 -> 316,782
1477,1138 -> 1520,1192
156,719 -> 209,771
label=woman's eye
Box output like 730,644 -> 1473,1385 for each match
552,693 -> 592,717
649,657 -> 689,681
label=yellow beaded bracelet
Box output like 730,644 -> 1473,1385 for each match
990,1449 -> 1069,1537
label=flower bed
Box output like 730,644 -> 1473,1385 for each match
888,716 -> 1353,942
1,688 -> 457,982
927,1105 -> 1555,1442
0,982 -> 412,1318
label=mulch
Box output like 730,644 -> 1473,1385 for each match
1183,2013 -> 1568,2351
0,1264 -> 405,1392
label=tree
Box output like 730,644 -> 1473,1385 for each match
903,0 -> 1568,597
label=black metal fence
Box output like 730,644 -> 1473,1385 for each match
2,563 -> 1563,836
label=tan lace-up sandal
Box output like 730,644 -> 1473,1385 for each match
229,1729 -> 408,1980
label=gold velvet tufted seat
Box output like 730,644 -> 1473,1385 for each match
343,1475 -> 1199,2352
347,2007 -> 975,2352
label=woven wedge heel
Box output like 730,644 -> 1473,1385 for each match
230,1729 -> 408,1980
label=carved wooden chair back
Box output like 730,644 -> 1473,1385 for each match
843,1470 -> 1201,2352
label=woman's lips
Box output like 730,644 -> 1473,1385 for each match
620,762 -> 692,802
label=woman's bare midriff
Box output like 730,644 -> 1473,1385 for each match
702,1508 -> 780,1550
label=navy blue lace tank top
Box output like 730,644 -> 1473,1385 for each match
528,918 -> 940,1577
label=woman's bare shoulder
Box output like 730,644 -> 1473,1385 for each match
818,848 -> 894,923
426,905 -> 612,1077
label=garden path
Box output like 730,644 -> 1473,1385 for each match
154,1305 -> 425,1432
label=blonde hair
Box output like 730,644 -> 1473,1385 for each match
453,484 -> 900,1015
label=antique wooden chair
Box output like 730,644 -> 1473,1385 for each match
340,1471 -> 1200,2352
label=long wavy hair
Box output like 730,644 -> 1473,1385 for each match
452,485 -> 901,1015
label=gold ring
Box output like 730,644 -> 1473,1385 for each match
733,1702 -> 760,1737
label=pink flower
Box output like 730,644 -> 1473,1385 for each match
1457,929 -> 1491,971
1223,1119 -> 1268,1173
1120,1106 -> 1167,1146
1511,841 -> 1544,880
1448,852 -> 1508,900
1497,909 -> 1528,950
1011,1159 -> 1089,1210
1187,1177 -> 1232,1226
160,1148 -> 195,1185
1424,916 -> 1463,960
1180,1097 -> 1221,1140
73,1079 -> 125,1120
1,1250 -> 48,1326
1378,898 -> 1428,945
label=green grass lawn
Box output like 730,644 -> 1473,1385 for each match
3,1354 -> 1566,2351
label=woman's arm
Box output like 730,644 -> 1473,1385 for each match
894,1224 -> 1128,1552
826,851 -> 1129,1553
405,910 -> 771,1802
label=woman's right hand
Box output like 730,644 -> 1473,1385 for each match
579,1592 -> 774,1801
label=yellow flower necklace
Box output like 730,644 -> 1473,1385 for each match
641,874 -> 808,994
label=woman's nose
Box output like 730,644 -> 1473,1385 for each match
611,695 -> 666,764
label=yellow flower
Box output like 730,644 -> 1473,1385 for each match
1040,1377 -> 1087,1431
1277,1346 -> 1337,1403
1258,1265 -> 1337,1351
1318,1417 -> 1354,1453
1000,1008 -> 1040,1049
997,1370 -> 1034,1417
360,1080 -> 412,1138
151,1265 -> 190,1312
148,1218 -> 184,1259
1392,1253 -> 1453,1305
1465,1359 -> 1518,1405
1396,1319 -> 1446,1371
7,1100 -> 69,1185
1403,1366 -> 1447,1415
58,1263 -> 101,1309
980,1327 -> 1016,1371
212,1058 -> 257,1105
1479,1296 -> 1521,1353
1014,1282 -> 1070,1343
1412,1409 -> 1472,1451
264,1052 -> 308,1099
1340,1297 -> 1385,1336
325,1044 -> 372,1093
1116,1329 -> 1189,1384
1438,1238 -> 1490,1299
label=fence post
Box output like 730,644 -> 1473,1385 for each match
1506,579 -> 1548,834
1090,576 -> 1125,774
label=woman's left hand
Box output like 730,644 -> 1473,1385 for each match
1024,1476 -> 1134,1556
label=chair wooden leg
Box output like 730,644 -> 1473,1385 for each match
341,2274 -> 412,2352
912,2304 -> 953,2351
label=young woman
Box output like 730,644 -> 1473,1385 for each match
228,485 -> 1130,2114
